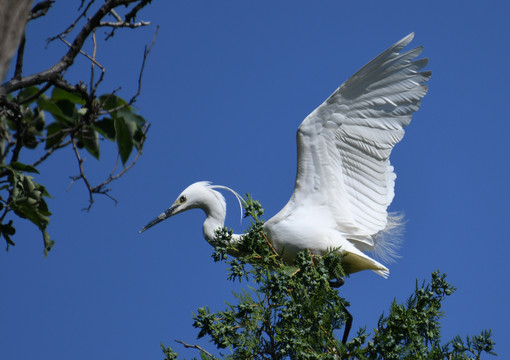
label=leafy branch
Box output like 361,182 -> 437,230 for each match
0,0 -> 156,253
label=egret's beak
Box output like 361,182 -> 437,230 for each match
139,204 -> 179,233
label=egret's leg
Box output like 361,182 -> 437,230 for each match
328,277 -> 352,344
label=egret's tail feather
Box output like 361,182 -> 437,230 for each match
342,250 -> 389,278
372,212 -> 405,263
373,268 -> 390,279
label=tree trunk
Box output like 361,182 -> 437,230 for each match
0,0 -> 32,81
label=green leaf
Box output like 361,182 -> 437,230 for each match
94,118 -> 116,142
117,108 -> 145,126
132,129 -> 145,151
37,96 -> 74,125
45,122 -> 68,149
79,125 -> 100,159
51,87 -> 85,105
118,109 -> 146,150
37,96 -> 62,116
17,86 -> 40,104
32,107 -> 46,131
100,94 -> 128,111
114,116 -> 133,165
160,343 -> 178,360
11,201 -> 49,229
43,230 -> 54,257
40,183 -> 51,198
55,99 -> 77,123
20,105 -> 34,123
8,162 -> 40,174
97,95 -> 147,153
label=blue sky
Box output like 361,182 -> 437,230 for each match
2,0 -> 509,358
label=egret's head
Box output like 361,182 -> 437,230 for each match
139,181 -> 243,233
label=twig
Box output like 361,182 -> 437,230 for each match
58,35 -> 104,71
100,25 -> 158,114
90,34 -> 106,96
29,0 -> 55,21
46,0 -> 94,43
290,268 -> 301,277
261,230 -> 279,256
70,136 -> 94,210
99,20 -> 150,28
68,123 -> 149,210
109,154 -> 120,179
86,30 -> 106,97
78,0 -> 89,11
109,9 -> 123,22
91,123 -> 150,191
130,25 -> 158,104
103,1 -> 151,40
32,138 -> 72,167
175,340 -> 219,360
97,190 -> 118,206
90,31 -> 96,93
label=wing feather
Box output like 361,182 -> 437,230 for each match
291,33 -> 430,247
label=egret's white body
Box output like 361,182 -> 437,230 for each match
140,33 -> 431,279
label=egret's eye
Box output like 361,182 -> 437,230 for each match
179,195 -> 187,204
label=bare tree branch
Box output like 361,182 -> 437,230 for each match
125,0 -> 152,23
51,77 -> 89,100
1,0 -> 149,95
175,340 -> 220,360
13,34 -> 26,80
18,82 -> 52,105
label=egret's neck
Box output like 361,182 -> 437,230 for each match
201,198 -> 242,245
203,214 -> 224,244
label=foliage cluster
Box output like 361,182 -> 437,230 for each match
0,0 -> 154,253
161,197 -> 496,359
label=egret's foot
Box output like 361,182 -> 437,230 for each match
329,277 -> 345,288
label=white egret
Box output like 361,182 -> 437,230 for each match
140,33 -> 430,279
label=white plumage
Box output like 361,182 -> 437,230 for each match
140,33 -> 431,278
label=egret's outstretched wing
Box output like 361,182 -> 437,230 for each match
292,33 -> 430,242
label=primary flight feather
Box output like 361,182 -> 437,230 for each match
140,33 -> 431,279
